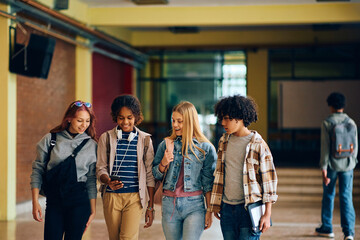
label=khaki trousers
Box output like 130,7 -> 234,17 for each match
103,192 -> 143,240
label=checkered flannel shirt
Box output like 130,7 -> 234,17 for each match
208,131 -> 278,212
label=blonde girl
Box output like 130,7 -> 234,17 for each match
152,101 -> 217,240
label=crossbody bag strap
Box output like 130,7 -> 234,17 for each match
72,138 -> 90,158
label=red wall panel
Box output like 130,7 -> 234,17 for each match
92,53 -> 133,137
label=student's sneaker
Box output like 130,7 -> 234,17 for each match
315,226 -> 335,238
344,236 -> 354,240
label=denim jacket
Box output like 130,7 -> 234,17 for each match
152,137 -> 217,193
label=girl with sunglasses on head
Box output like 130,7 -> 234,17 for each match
152,101 -> 217,240
96,94 -> 155,240
30,100 -> 98,240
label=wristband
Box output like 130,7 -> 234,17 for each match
160,162 -> 167,168
147,206 -> 155,212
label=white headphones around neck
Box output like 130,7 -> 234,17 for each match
116,128 -> 137,142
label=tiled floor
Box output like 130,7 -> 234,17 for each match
1,168 -> 359,240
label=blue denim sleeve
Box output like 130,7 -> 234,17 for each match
201,143 -> 217,193
152,140 -> 166,180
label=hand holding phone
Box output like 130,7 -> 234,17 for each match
108,175 -> 123,190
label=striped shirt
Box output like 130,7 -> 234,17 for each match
209,131 -> 278,212
107,131 -> 139,193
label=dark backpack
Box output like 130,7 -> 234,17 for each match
327,117 -> 356,159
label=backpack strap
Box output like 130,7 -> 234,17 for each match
106,131 -> 110,170
326,118 -> 335,126
326,117 -> 351,135
100,132 -> 111,197
327,116 -> 350,126
44,132 -> 57,167
72,138 -> 90,158
164,138 -> 174,153
342,117 -> 350,124
161,138 -> 173,180
143,135 -> 150,163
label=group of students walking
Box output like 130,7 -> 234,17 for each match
30,94 -> 278,240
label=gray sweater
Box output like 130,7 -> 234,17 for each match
30,130 -> 98,199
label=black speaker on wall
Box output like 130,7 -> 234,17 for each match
54,0 -> 69,10
9,29 -> 56,79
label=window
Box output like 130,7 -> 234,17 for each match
138,50 -> 246,147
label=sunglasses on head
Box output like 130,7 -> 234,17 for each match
72,101 -> 92,108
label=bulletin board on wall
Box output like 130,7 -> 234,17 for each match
278,80 -> 360,128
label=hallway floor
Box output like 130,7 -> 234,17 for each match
1,168 -> 359,240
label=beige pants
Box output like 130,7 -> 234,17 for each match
103,192 -> 143,240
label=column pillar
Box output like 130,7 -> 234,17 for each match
247,49 -> 269,140
0,3 -> 17,220
75,37 -> 92,102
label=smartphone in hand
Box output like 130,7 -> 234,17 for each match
110,175 -> 122,182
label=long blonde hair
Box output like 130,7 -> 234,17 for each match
168,101 -> 211,161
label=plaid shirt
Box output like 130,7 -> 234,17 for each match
209,131 -> 278,212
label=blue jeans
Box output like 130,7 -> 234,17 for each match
162,195 -> 205,240
321,168 -> 355,236
220,202 -> 261,240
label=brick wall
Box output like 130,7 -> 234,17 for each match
16,28 -> 75,203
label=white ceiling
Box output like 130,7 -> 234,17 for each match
79,0 -> 336,8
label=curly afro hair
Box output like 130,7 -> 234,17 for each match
214,95 -> 258,127
326,92 -> 345,110
111,95 -> 143,125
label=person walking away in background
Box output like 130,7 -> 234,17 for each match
315,92 -> 358,240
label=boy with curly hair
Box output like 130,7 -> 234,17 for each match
208,95 -> 278,240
